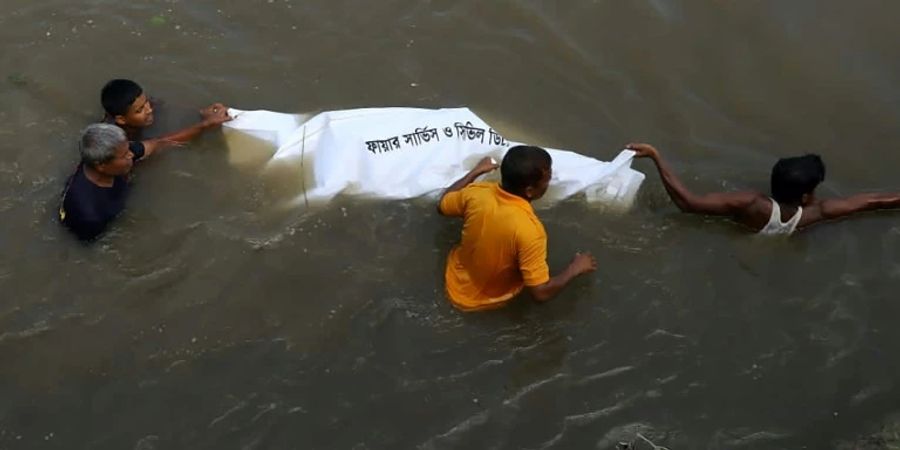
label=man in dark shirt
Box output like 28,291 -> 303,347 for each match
59,124 -> 173,240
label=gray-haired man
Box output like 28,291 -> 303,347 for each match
59,123 -> 174,240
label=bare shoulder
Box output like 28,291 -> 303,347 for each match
727,191 -> 770,214
797,200 -> 827,229
732,193 -> 774,230
736,191 -> 769,207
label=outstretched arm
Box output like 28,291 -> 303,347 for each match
437,157 -> 498,215
141,103 -> 232,158
627,143 -> 757,216
802,192 -> 900,225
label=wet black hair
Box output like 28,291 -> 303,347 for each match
771,154 -> 825,205
101,79 -> 143,117
500,145 -> 552,195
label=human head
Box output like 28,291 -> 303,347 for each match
101,79 -> 154,128
771,154 -> 825,206
80,123 -> 134,176
500,145 -> 553,201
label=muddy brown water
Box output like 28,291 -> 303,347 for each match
2,1 -> 900,449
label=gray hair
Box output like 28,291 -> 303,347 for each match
79,123 -> 126,166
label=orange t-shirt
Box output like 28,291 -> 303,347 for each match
439,182 -> 550,311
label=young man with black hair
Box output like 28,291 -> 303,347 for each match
100,78 -> 231,142
627,142 -> 900,234
438,146 -> 597,311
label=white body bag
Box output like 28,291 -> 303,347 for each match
223,107 -> 644,209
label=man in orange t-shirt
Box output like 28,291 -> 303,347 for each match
438,145 -> 597,311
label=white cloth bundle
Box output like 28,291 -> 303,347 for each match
223,107 -> 644,208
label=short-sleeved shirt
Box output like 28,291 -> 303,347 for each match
59,141 -> 145,241
440,182 -> 550,311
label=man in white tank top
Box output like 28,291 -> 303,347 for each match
625,143 -> 900,235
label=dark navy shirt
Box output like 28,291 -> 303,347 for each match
59,141 -> 145,241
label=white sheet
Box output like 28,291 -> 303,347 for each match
223,107 -> 644,209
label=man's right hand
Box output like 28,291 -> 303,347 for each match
473,156 -> 499,175
200,103 -> 232,127
570,252 -> 598,275
625,142 -> 659,159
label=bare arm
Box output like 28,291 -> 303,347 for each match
627,143 -> 757,216
802,192 -> 900,225
141,103 -> 232,158
437,157 -> 498,214
528,253 -> 597,302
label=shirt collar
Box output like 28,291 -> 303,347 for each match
493,183 -> 534,213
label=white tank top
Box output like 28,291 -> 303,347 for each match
758,199 -> 803,236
